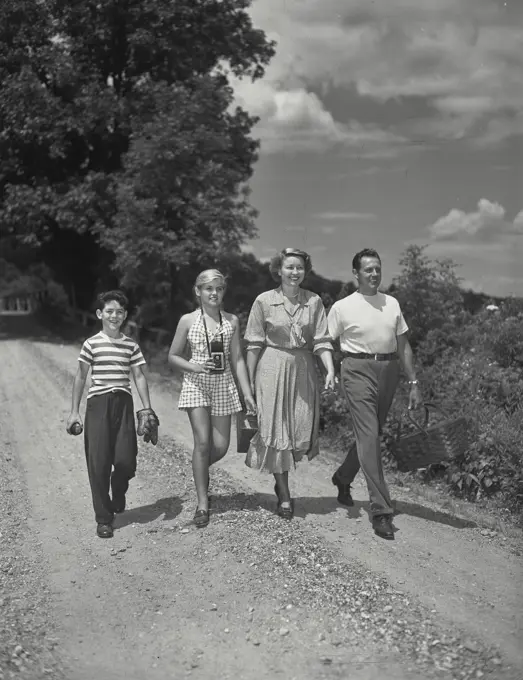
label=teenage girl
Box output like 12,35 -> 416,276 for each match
168,269 -> 256,528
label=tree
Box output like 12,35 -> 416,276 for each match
102,74 -> 260,326
336,280 -> 357,301
0,0 -> 275,312
390,244 -> 465,348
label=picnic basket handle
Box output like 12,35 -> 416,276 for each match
393,406 -> 427,443
404,404 -> 430,434
401,401 -> 451,435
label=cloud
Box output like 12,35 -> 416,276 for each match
425,199 -> 523,295
314,211 -> 378,221
428,198 -> 523,242
233,0 -> 523,154
232,82 -> 407,156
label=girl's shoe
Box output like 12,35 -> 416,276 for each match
194,509 -> 210,528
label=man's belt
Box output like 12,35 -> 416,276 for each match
342,351 -> 398,361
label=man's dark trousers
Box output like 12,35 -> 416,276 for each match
84,391 -> 138,525
335,357 -> 400,516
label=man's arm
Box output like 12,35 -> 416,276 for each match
396,332 -> 423,409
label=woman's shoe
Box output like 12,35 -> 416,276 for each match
277,500 -> 294,521
274,483 -> 293,519
194,509 -> 210,528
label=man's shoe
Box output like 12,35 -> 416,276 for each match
331,474 -> 354,507
97,523 -> 114,539
372,514 -> 394,540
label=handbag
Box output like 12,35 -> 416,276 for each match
392,402 -> 473,472
236,410 -> 258,453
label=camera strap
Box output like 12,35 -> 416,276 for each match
201,310 -> 224,357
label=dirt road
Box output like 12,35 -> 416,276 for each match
1,317 -> 522,680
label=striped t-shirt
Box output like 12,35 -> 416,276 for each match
79,332 -> 146,399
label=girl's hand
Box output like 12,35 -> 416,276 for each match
196,359 -> 215,374
324,371 -> 336,391
244,395 -> 257,415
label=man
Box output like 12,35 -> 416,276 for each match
327,248 -> 422,540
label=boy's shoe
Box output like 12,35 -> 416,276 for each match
331,473 -> 354,507
97,523 -> 114,539
111,495 -> 126,514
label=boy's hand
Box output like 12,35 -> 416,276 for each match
66,413 -> 83,435
136,408 -> 160,445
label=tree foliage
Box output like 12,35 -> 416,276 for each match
389,244 -> 465,349
0,0 -> 275,313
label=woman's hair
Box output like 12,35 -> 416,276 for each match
269,247 -> 313,283
193,269 -> 227,301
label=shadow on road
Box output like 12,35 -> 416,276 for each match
197,491 -> 477,530
114,495 -> 184,529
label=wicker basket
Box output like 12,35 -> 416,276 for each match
392,402 -> 473,472
236,411 -> 258,453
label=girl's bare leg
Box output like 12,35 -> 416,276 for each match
209,415 -> 232,466
187,407 -> 212,511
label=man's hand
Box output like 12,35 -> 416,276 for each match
408,384 -> 423,410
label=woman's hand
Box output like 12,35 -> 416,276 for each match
324,371 -> 336,391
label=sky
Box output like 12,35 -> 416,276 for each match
232,0 -> 523,297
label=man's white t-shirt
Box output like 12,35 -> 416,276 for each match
328,291 -> 408,354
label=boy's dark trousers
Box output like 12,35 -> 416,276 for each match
84,391 -> 138,525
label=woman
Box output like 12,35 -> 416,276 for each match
168,269 -> 256,528
244,248 -> 335,519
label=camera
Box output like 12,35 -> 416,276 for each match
209,339 -> 225,373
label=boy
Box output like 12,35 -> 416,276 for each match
66,290 -> 159,539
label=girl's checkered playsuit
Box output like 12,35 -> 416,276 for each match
178,311 -> 242,416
